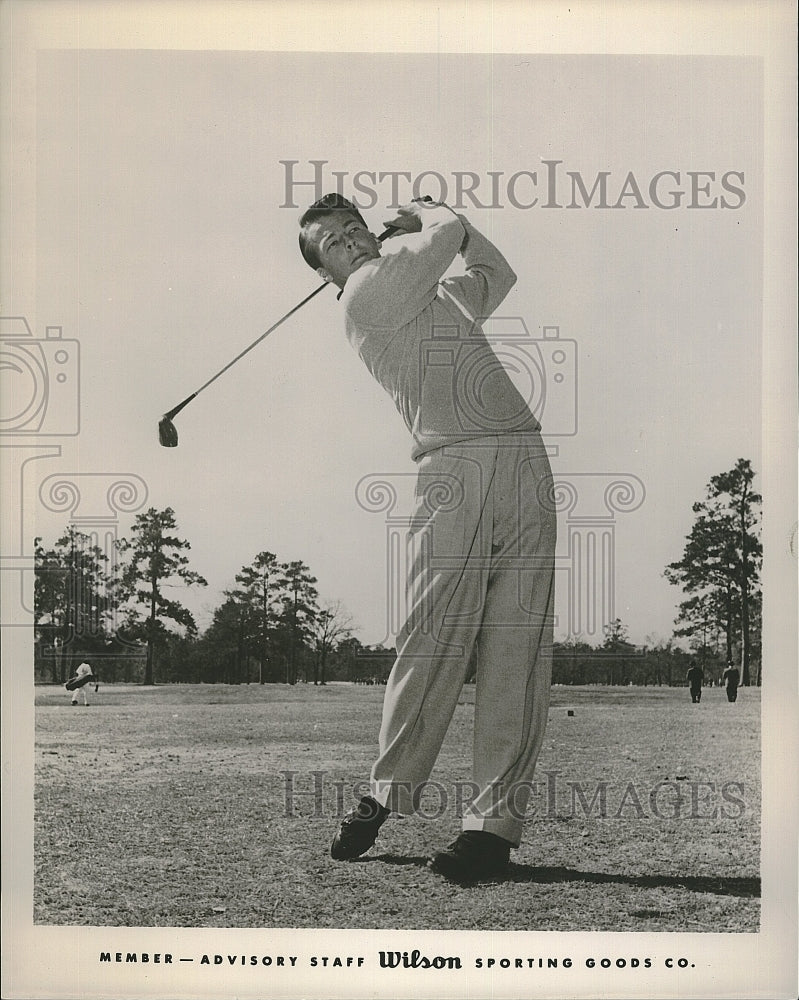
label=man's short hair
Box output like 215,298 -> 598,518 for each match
298,193 -> 369,270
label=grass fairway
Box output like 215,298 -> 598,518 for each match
34,682 -> 760,931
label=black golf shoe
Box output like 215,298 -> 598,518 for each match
330,795 -> 390,860
428,831 -> 512,883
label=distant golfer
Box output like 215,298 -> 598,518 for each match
66,661 -> 96,706
299,193 -> 556,882
722,661 -> 740,703
686,661 -> 704,703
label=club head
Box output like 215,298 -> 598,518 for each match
158,415 -> 179,448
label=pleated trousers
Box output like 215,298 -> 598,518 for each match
370,432 -> 557,846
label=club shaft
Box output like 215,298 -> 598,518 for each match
187,281 -> 329,403
165,230 -> 401,422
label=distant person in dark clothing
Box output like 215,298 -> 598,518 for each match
686,661 -> 705,703
722,662 -> 740,702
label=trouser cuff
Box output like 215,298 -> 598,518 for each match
461,814 -> 523,848
370,780 -> 417,816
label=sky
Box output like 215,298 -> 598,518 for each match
24,50 -> 763,648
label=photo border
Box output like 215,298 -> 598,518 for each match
2,3 -> 796,998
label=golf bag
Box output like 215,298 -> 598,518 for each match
65,673 -> 97,692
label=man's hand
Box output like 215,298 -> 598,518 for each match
381,197 -> 440,236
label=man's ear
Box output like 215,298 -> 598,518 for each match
316,267 -> 332,283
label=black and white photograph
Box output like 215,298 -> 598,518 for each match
2,2 -> 796,998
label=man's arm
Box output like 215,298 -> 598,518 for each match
440,217 -> 517,322
344,204 -> 464,328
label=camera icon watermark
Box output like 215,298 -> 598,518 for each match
0,317 -> 80,435
419,318 -> 577,440
0,315 -> 150,653
477,319 -> 577,436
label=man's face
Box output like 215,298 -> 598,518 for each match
309,211 -> 381,288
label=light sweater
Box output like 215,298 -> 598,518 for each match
341,204 -> 540,461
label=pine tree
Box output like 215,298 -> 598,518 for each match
312,600 -> 354,685
601,618 -> 637,685
34,527 -> 115,681
202,597 -> 250,684
665,459 -> 761,684
278,560 -> 319,684
229,551 -> 283,683
117,507 -> 207,684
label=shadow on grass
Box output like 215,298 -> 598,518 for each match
358,853 -> 431,868
502,864 -> 760,899
362,855 -> 760,898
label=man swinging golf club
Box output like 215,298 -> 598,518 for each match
298,193 -> 557,883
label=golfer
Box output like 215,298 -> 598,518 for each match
299,194 -> 556,882
68,661 -> 95,706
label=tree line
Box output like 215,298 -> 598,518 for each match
34,459 -> 762,687
34,507 -> 356,686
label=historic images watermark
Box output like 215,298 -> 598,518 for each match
279,160 -> 747,211
280,769 -> 748,822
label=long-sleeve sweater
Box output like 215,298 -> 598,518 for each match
341,204 -> 540,461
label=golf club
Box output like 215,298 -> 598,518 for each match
158,224 -> 402,447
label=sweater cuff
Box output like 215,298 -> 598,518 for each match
450,213 -> 473,253
427,203 -> 471,251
